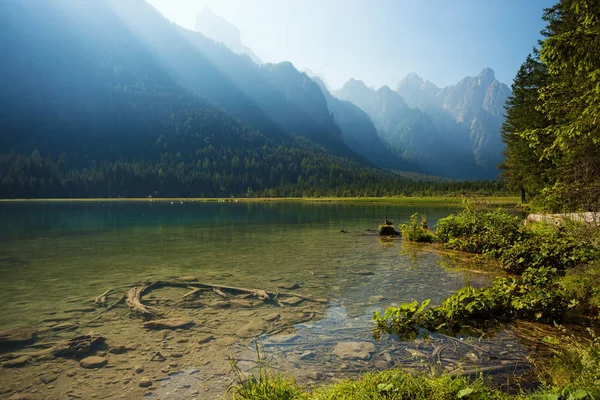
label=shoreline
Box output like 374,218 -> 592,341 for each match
0,196 -> 520,205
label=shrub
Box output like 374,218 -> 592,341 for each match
399,213 -> 435,243
500,226 -> 598,274
435,209 -> 526,255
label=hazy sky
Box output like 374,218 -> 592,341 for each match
147,0 -> 555,90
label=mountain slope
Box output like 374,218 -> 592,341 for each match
178,27 -> 358,159
195,5 -> 262,65
0,0 -> 408,198
311,77 -> 419,172
396,69 -> 511,172
335,80 -> 480,179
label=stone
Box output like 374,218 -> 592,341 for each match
66,370 -> 77,377
39,374 -> 58,384
280,297 -> 304,306
299,351 -> 316,360
354,270 -> 375,276
79,356 -> 107,369
176,338 -> 189,344
139,377 -> 152,388
108,346 -> 127,355
0,326 -> 37,348
197,334 -> 214,344
332,342 -> 375,360
134,365 -> 144,373
236,320 -> 265,338
2,356 -> 30,368
143,318 -> 194,330
264,312 -> 281,321
170,352 -> 183,358
277,283 -> 301,290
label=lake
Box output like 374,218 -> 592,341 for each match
0,201 -> 529,399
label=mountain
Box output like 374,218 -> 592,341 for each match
177,26 -> 357,159
396,68 -> 511,172
335,79 -> 480,179
0,0 -> 412,198
195,6 -> 262,65
311,77 -> 419,172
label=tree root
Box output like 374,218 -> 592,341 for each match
104,278 -> 325,320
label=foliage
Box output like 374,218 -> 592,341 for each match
434,208 -> 526,256
228,367 -> 512,400
499,225 -> 598,274
399,213 -> 435,242
534,329 -> 600,398
502,0 -> 600,212
228,344 -> 302,400
374,267 -> 573,337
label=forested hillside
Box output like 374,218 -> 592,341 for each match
0,0 -> 508,198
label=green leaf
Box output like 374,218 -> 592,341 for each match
567,389 -> 589,400
457,387 -> 474,398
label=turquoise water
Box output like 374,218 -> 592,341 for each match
0,201 -> 531,398
0,201 -> 463,328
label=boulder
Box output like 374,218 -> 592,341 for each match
79,356 -> 107,369
332,342 -> 375,360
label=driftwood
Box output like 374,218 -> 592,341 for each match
101,279 -> 324,320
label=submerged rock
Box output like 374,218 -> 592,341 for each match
79,356 -> 107,369
280,297 -> 304,306
277,283 -> 301,290
0,326 -> 37,348
143,318 -> 194,330
197,334 -> 214,344
139,377 -> 152,388
2,356 -> 30,368
332,342 -> 375,360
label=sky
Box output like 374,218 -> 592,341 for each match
147,0 -> 556,90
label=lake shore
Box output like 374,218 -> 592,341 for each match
0,196 -> 520,205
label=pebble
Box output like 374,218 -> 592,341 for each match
138,377 -> 152,388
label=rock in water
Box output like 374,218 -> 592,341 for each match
332,342 -> 375,360
143,318 -> 194,330
2,356 -> 30,368
0,326 -> 37,348
280,297 -> 304,306
79,356 -> 107,369
139,377 -> 152,388
277,283 -> 301,290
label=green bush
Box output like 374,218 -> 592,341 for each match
435,209 -> 526,255
374,267 -> 573,337
500,227 -> 598,274
399,213 -> 435,243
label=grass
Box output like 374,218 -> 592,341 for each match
228,368 -> 513,400
0,195 -> 521,205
